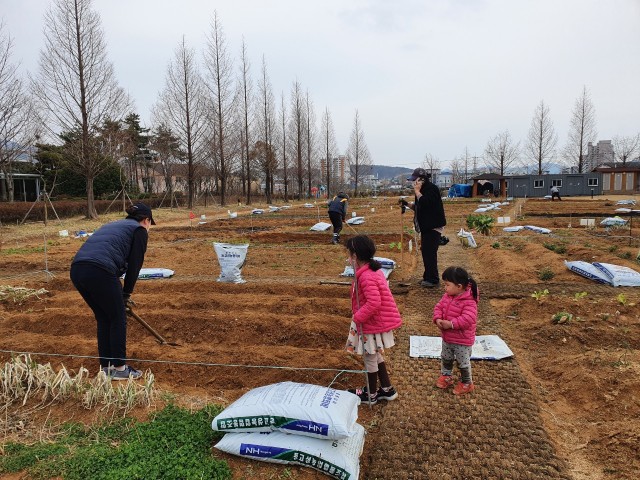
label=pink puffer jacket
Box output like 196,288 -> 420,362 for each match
351,264 -> 402,334
432,286 -> 478,346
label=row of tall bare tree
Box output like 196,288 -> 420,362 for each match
0,0 -> 373,217
426,87 -> 639,182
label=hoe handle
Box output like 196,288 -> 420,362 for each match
126,307 -> 168,345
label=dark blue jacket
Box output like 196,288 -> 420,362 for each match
72,219 -> 145,277
328,194 -> 348,219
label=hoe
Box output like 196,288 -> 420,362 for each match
126,306 -> 180,346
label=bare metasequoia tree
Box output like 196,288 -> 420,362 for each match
526,100 -> 557,174
449,157 -> 465,184
0,23 -> 36,202
320,107 -> 338,196
563,86 -> 597,173
204,11 -> 236,206
289,80 -> 306,198
346,109 -> 372,197
305,91 -> 317,198
31,0 -> 130,218
153,36 -> 208,209
279,92 -> 290,202
484,130 -> 519,176
612,134 -> 640,166
238,38 -> 253,204
255,56 -> 277,204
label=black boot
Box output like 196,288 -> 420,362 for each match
348,372 -> 378,404
376,363 -> 398,401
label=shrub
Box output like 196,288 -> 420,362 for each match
543,242 -> 567,254
466,214 -> 494,235
538,267 -> 555,281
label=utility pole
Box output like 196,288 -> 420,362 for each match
464,147 -> 469,183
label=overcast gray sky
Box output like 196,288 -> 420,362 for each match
3,0 -> 640,169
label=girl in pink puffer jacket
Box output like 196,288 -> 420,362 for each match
345,235 -> 403,405
433,266 -> 479,395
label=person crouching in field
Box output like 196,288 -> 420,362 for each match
433,266 -> 479,395
345,235 -> 402,405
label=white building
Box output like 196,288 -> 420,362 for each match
583,140 -> 614,171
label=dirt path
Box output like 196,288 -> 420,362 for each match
364,238 -> 572,479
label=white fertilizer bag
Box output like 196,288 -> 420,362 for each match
310,222 -> 332,231
457,228 -> 477,248
340,257 -> 396,279
346,216 -> 365,225
251,209 -> 264,215
213,243 -> 248,283
303,203 -> 315,208
593,262 -> 640,287
524,225 -> 552,234
269,206 -> 281,212
503,226 -> 524,232
601,216 -> 627,227
212,382 -> 360,440
564,260 -> 612,286
215,423 -> 365,480
137,268 -> 174,279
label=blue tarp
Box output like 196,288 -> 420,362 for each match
448,184 -> 472,198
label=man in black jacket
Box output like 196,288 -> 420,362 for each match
401,168 -> 446,287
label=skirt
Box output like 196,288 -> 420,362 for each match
345,320 -> 396,355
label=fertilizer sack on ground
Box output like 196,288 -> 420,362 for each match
212,381 -> 360,440
215,423 -> 365,480
346,216 -> 365,225
593,262 -> 640,287
310,222 -> 332,231
564,260 -> 613,286
122,268 -> 174,280
213,242 -> 248,283
457,228 -> 477,248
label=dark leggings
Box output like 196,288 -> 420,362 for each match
329,211 -> 343,234
70,263 -> 127,368
420,229 -> 441,283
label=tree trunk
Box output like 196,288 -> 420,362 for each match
86,177 -> 98,219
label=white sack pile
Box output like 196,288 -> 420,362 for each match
565,260 -> 640,287
213,382 -> 365,479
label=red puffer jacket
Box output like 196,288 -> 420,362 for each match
432,286 -> 478,346
351,264 -> 403,334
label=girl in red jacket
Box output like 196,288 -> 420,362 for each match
345,235 -> 403,405
433,266 -> 479,395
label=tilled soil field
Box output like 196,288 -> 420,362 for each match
1,195 -> 639,479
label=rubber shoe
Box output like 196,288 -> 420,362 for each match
436,375 -> 455,389
100,366 -> 114,376
110,365 -> 142,381
420,280 -> 438,288
348,386 -> 378,405
376,386 -> 398,401
453,382 -> 475,395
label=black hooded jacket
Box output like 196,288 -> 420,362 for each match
414,179 -> 446,233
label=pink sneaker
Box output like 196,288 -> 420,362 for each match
452,382 -> 475,395
436,375 -> 454,389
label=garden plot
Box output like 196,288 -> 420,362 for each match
1,196 -> 639,479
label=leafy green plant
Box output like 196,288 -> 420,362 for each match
551,312 -> 573,324
531,289 -> 549,301
574,291 -> 588,301
608,245 -> 619,253
617,293 -> 628,306
538,267 -> 555,281
618,251 -> 632,260
491,242 -> 500,249
466,214 -> 494,235
542,242 -> 567,254
388,242 -> 402,251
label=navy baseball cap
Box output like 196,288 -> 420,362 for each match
407,168 -> 430,181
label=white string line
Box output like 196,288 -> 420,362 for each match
0,348 -> 365,375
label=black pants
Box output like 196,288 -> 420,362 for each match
551,192 -> 561,201
70,263 -> 127,368
329,211 -> 344,235
420,229 -> 441,284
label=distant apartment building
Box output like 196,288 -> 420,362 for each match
320,155 -> 348,184
583,140 -> 614,171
